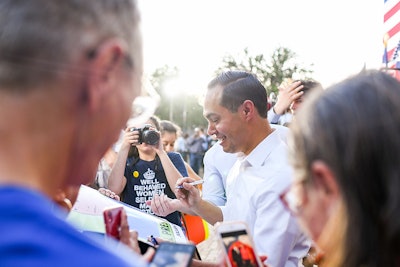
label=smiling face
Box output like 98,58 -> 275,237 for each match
203,86 -> 247,154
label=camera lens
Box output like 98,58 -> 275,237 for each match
142,129 -> 160,145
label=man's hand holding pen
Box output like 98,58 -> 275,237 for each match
176,179 -> 204,189
175,177 -> 203,210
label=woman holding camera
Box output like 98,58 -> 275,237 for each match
107,116 -> 187,228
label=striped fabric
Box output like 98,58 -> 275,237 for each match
383,0 -> 400,79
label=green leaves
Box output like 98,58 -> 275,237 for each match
217,46 -> 314,96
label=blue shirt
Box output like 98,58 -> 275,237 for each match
0,186 -> 147,267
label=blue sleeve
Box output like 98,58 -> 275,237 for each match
267,106 -> 281,124
202,150 -> 227,206
167,152 -> 188,177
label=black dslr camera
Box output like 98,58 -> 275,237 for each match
130,125 -> 160,145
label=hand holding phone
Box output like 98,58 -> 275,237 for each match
149,242 -> 196,267
103,206 -> 124,240
215,221 -> 263,267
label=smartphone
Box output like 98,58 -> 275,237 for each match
149,242 -> 196,267
103,206 -> 124,240
215,221 -> 263,267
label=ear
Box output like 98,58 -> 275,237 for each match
241,100 -> 255,120
86,39 -> 128,112
310,160 -> 340,201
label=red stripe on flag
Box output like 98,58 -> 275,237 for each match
388,21 -> 400,37
384,1 -> 400,22
383,0 -> 400,82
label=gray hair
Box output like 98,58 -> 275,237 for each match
0,0 -> 140,90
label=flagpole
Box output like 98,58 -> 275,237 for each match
384,33 -> 390,69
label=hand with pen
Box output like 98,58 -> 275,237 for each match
146,179 -> 204,217
145,193 -> 182,217
176,177 -> 224,225
174,177 -> 203,210
175,179 -> 204,189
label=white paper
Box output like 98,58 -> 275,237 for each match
67,185 -> 188,243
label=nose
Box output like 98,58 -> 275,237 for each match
207,123 -> 217,136
163,144 -> 174,152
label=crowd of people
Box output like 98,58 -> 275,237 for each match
1,1 -> 399,267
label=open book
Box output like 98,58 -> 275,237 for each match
67,185 -> 188,245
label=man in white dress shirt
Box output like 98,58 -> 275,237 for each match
176,71 -> 309,267
201,124 -> 288,206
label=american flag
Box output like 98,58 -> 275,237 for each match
383,0 -> 400,79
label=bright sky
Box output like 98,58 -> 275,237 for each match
139,0 -> 383,94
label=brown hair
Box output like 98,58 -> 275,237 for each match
289,70 -> 400,266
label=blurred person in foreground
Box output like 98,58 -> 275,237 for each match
284,70 -> 400,266
0,0 -> 151,266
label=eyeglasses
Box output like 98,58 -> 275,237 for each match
279,179 -> 307,216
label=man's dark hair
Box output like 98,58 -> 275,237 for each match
207,70 -> 268,118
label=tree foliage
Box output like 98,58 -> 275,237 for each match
216,47 -> 314,95
149,47 -> 314,131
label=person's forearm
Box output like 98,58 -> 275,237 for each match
157,150 -> 183,189
192,199 -> 223,225
176,203 -> 197,215
107,146 -> 129,194
272,103 -> 286,115
267,106 -> 282,124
